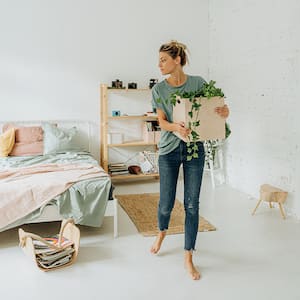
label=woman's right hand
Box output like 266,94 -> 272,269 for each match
176,122 -> 190,138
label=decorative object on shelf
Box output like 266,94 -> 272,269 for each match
143,120 -> 160,144
139,150 -> 159,174
128,82 -> 137,89
149,79 -> 158,89
128,165 -> 141,174
111,79 -> 124,89
112,110 -> 121,117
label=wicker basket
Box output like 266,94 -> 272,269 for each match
18,219 -> 80,271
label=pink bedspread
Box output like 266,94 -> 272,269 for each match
0,163 -> 108,229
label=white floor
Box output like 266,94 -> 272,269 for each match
1,174 -> 300,300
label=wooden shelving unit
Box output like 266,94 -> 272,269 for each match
108,141 -> 157,147
107,88 -> 150,92
108,115 -> 157,121
100,84 -> 159,181
110,173 -> 159,181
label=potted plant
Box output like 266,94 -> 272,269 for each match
170,80 -> 231,162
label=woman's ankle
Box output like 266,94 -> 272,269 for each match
184,250 -> 194,261
150,230 -> 167,254
159,230 -> 167,238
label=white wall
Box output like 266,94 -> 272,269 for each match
209,0 -> 300,217
0,0 -> 209,159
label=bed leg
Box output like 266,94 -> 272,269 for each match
113,198 -> 118,238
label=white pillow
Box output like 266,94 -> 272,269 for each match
42,123 -> 82,154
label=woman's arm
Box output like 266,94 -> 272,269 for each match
157,109 -> 190,138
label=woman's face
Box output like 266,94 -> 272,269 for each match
158,52 -> 179,75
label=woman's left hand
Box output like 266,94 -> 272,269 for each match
215,104 -> 229,118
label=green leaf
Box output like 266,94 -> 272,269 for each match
225,122 -> 231,139
191,131 -> 199,139
187,155 -> 192,161
192,102 -> 201,109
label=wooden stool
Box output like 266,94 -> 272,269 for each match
252,184 -> 288,219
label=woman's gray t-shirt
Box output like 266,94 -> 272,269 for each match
152,75 -> 206,155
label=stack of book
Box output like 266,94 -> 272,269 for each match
33,235 -> 75,270
108,163 -> 129,176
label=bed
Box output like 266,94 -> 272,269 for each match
0,120 -> 118,237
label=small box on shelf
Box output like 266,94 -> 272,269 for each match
143,120 -> 160,144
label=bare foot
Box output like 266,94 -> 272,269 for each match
185,251 -> 201,280
150,231 -> 166,254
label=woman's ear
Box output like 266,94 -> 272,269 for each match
175,56 -> 181,65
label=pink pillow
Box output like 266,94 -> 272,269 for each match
2,124 -> 44,156
9,141 -> 43,156
3,124 -> 43,143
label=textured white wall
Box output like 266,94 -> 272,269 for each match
209,0 -> 300,217
0,0 -> 209,159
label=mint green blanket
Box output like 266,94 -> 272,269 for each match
0,152 -> 111,231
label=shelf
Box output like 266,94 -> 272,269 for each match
107,88 -> 150,92
108,141 -> 157,147
111,173 -> 159,181
108,115 -> 157,120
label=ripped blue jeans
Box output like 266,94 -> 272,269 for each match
158,140 -> 205,251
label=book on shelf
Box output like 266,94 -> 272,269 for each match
108,163 -> 129,175
109,163 -> 127,167
109,166 -> 128,171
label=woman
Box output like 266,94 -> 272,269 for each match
150,40 -> 229,280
